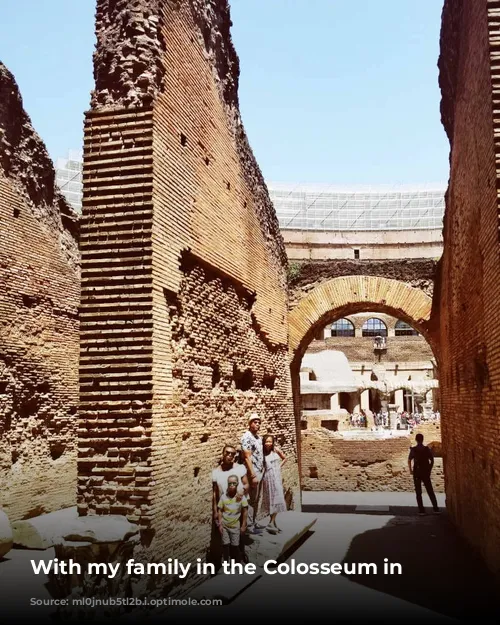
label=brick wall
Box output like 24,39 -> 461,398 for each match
307,335 -> 434,363
79,0 -> 298,568
301,424 -> 444,492
438,0 -> 500,573
289,259 -> 437,309
0,63 -> 80,521
78,108 -> 155,522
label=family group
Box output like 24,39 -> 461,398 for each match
211,414 -> 287,564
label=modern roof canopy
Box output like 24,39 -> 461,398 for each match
268,183 -> 446,231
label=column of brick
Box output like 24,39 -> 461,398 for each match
78,109 -> 155,524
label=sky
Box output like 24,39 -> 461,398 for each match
0,0 -> 449,185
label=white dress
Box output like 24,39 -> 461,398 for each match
262,451 -> 286,515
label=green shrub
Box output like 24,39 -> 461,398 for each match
287,262 -> 301,282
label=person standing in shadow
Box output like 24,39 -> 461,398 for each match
408,433 -> 440,515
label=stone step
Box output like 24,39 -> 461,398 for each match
245,511 -> 318,568
183,512 -> 318,604
11,507 -> 139,549
0,509 -> 13,558
12,508 -> 78,549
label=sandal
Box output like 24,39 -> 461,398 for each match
266,525 -> 279,534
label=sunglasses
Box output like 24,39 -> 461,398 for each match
228,481 -> 238,486
225,451 -> 236,456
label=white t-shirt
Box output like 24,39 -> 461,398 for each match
212,463 -> 247,498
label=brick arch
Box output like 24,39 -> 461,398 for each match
289,275 -> 437,365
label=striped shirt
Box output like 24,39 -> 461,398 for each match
218,494 -> 248,528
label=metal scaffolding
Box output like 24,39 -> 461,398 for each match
55,149 -> 83,213
50,152 -> 446,232
268,183 -> 446,231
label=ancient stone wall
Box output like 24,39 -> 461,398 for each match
288,276 -> 436,365
301,424 -> 444,493
330,312 -> 421,334
283,227 -> 443,262
288,259 -> 437,309
0,63 -> 80,520
79,0 -> 298,569
306,336 -> 434,363
437,0 -> 500,572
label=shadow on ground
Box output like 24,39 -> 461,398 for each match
303,504 -> 447,516
340,513 -> 499,623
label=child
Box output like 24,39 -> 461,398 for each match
262,434 -> 287,534
217,474 -> 248,563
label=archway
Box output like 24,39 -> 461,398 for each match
288,275 -> 440,490
289,276 -> 436,363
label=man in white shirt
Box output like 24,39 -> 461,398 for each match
212,444 -> 249,524
241,413 -> 265,534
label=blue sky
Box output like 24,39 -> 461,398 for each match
0,0 -> 449,184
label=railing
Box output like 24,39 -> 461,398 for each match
373,336 -> 387,350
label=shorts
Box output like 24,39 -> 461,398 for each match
221,525 -> 240,546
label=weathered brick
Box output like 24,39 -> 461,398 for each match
436,0 -> 500,573
78,0 -> 300,570
0,63 -> 80,521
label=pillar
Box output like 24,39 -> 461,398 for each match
330,393 -> 340,412
360,389 -> 370,411
352,392 -> 361,414
395,389 -> 404,412
388,405 -> 398,430
425,389 -> 433,407
299,371 -> 310,385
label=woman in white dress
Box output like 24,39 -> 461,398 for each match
261,434 -> 287,534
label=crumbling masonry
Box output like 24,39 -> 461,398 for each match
437,0 -> 500,573
0,63 -> 80,520
1,0 -> 500,587
78,0 -> 299,564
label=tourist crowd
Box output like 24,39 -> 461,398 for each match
349,410 -> 441,430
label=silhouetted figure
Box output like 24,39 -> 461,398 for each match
408,433 -> 439,515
